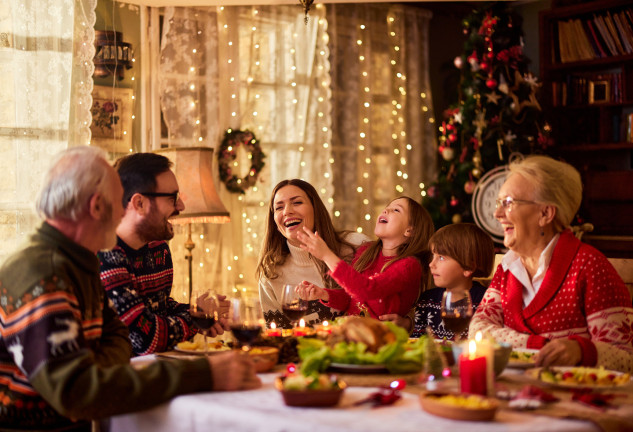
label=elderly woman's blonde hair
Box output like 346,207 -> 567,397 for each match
509,155 -> 582,232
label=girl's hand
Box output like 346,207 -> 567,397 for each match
297,227 -> 342,270
296,281 -> 329,302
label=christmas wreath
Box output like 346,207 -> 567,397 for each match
218,129 -> 266,194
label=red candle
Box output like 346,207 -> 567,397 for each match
459,340 -> 488,396
293,319 -> 307,336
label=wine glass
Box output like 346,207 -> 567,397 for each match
280,284 -> 309,328
440,289 -> 473,341
229,297 -> 265,352
189,288 -> 220,357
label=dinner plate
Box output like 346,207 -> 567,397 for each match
173,345 -> 231,355
328,362 -> 389,374
525,366 -> 632,389
508,348 -> 539,369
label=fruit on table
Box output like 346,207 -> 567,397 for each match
540,367 -> 630,386
428,394 -> 496,409
282,372 -> 341,391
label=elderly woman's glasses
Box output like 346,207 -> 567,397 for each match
495,197 -> 537,211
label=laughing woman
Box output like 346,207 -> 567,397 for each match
469,155 -> 633,373
257,179 -> 368,329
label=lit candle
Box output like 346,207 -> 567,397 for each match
459,339 -> 488,396
474,331 -> 495,396
266,322 -> 281,337
294,319 -> 307,336
321,320 -> 332,334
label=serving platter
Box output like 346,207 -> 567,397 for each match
419,392 -> 499,421
525,366 -> 632,390
328,363 -> 389,374
173,345 -> 231,355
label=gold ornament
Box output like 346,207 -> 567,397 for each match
509,70 -> 541,117
472,167 -> 482,178
452,214 -> 462,224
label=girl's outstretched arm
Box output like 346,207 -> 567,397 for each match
297,227 -> 342,271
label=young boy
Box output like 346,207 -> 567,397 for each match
411,223 -> 495,340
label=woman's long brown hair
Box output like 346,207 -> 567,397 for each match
256,179 -> 356,289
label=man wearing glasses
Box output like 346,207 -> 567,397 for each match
98,153 -> 226,355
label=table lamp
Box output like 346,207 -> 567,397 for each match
154,147 -> 230,301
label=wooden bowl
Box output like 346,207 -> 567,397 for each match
419,391 -> 499,421
275,376 -> 346,407
248,346 -> 279,373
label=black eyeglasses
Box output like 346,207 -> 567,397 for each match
139,191 -> 180,205
495,197 -> 537,211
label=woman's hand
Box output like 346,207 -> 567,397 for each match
534,338 -> 582,367
380,314 -> 412,332
297,227 -> 341,270
296,281 -> 328,302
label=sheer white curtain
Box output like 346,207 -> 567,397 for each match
0,0 -> 95,264
157,5 -> 331,302
327,4 -> 437,234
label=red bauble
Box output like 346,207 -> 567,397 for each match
448,133 -> 457,143
486,78 -> 498,89
464,180 -> 476,194
450,196 -> 459,207
480,62 -> 489,72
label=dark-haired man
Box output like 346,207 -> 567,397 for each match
98,152 -> 226,355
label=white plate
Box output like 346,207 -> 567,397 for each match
525,366 -> 632,389
328,363 -> 389,374
173,345 -> 231,355
508,348 -> 539,369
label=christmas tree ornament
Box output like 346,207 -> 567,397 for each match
472,167 -> 482,178
464,180 -> 476,194
442,147 -> 455,161
452,214 -> 462,224
450,196 -> 459,207
454,56 -> 464,69
486,78 -> 498,89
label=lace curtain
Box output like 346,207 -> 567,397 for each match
158,5 -> 331,302
0,0 -> 95,264
327,4 -> 437,233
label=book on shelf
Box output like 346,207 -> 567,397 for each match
613,13 -> 632,53
617,11 -> 633,50
594,14 -> 618,56
572,19 -> 596,60
585,19 -> 608,58
604,11 -> 626,55
581,19 -> 606,58
626,113 -> 633,143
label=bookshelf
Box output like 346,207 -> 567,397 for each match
540,0 -> 633,257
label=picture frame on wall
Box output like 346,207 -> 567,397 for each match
588,80 -> 609,104
90,85 -> 133,152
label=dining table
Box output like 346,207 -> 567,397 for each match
107,352 -> 633,432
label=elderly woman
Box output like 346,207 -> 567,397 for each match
257,179 -> 368,328
470,155 -> 633,373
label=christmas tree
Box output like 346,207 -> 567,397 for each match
423,2 -> 552,228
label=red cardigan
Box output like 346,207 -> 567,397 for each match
322,245 -> 422,319
470,230 -> 633,372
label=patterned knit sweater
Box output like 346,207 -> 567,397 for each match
98,238 -> 196,355
323,245 -> 423,319
470,230 -> 633,373
411,282 -> 487,339
259,232 -> 368,329
0,223 -> 212,430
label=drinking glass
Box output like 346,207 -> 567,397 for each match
189,288 -> 220,357
440,289 -> 473,341
228,297 -> 265,352
280,284 -> 309,327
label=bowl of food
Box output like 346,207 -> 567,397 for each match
419,391 -> 499,421
248,346 -> 279,373
275,373 -> 346,407
452,341 -> 512,376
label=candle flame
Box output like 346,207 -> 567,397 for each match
299,318 -> 306,328
323,320 -> 329,327
270,322 -> 277,329
468,340 -> 477,359
475,331 -> 482,342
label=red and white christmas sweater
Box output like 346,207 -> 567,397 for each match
470,230 -> 633,373
322,245 -> 422,319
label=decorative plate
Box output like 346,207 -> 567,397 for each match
525,366 -> 632,389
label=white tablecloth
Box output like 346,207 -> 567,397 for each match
109,364 -> 599,432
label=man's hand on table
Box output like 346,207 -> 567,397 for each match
208,351 -> 262,391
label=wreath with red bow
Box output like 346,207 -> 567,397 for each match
218,129 -> 266,194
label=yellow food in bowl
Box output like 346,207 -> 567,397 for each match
429,394 -> 496,409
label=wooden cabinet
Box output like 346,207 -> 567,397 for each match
539,0 -> 633,257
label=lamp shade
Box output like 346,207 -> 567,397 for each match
154,147 -> 230,225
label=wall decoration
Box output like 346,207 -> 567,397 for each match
90,85 -> 133,153
218,129 -> 266,194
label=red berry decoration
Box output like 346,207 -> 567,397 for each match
486,78 -> 498,89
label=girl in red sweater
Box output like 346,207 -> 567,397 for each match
296,196 -> 433,319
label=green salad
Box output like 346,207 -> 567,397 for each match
298,321 -> 443,375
